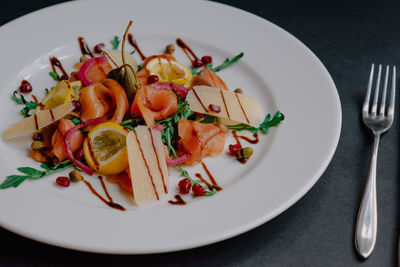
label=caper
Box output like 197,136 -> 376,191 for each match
69,169 -> 83,182
235,147 -> 254,162
234,88 -> 243,94
80,55 -> 89,62
31,141 -> 46,151
165,44 -> 175,54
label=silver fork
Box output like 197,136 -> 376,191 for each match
355,64 -> 396,258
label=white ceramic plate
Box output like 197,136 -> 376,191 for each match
0,0 -> 341,254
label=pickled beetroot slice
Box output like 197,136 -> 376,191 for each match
63,117 -> 105,175
78,56 -> 111,86
153,82 -> 189,97
166,153 -> 191,166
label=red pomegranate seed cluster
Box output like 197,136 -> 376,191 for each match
93,43 -> 105,54
19,81 -> 32,94
201,56 -> 212,65
56,176 -> 70,187
229,144 -> 242,156
178,178 -> 191,194
192,184 -> 206,196
147,75 -> 159,84
209,104 -> 221,113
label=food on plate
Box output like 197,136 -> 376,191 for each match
126,126 -> 168,206
0,21 -> 284,209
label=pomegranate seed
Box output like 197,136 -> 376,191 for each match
201,56 -> 212,65
32,132 -> 44,141
209,104 -> 221,113
72,100 -> 81,112
178,178 -> 191,194
229,144 -> 242,156
93,43 -> 105,54
147,75 -> 159,84
192,59 -> 204,68
192,183 -> 206,196
56,176 -> 70,187
19,81 -> 32,93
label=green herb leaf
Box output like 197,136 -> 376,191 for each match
211,52 -> 244,72
12,90 -> 37,117
130,50 -> 135,55
259,111 -> 285,134
0,175 -> 28,189
12,90 -> 26,105
120,116 -> 145,130
137,63 -> 143,72
205,188 -> 217,196
49,71 -> 59,81
111,36 -> 120,50
0,160 -> 74,189
226,123 -> 259,133
71,117 -> 81,125
44,88 -> 50,94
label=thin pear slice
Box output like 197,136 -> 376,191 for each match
2,102 -> 74,140
126,126 -> 168,206
186,86 -> 264,127
102,49 -> 138,71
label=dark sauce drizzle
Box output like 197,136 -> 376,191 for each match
83,176 -> 125,211
78,37 -> 94,58
220,89 -> 230,119
31,94 -> 39,105
192,89 -> 208,112
195,162 -> 222,191
128,33 -> 146,60
50,57 -> 68,80
176,38 -> 199,65
234,93 -> 250,124
232,130 -> 259,146
168,195 -> 186,205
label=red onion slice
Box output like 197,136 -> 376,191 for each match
154,124 -> 164,132
153,82 -> 189,97
63,117 -> 105,175
166,153 -> 191,166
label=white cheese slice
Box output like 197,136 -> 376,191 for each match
186,86 -> 263,127
2,102 -> 74,140
126,126 -> 168,206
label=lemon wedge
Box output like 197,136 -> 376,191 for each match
146,57 -> 192,87
83,122 -> 129,175
70,80 -> 82,101
38,80 -> 82,110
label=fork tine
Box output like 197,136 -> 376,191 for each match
388,66 -> 396,116
379,65 -> 389,117
363,64 -> 375,115
371,64 -> 382,117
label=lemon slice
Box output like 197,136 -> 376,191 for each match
70,80 -> 82,100
39,80 -> 71,110
146,57 -> 192,87
83,122 -> 129,175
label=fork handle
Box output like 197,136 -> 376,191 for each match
355,134 -> 379,258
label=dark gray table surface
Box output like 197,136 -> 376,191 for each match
1,0 -> 400,266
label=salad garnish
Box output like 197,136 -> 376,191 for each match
1,20 -> 284,208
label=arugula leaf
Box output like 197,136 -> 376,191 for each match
12,90 -> 37,117
120,116 -> 145,130
176,166 -> 218,197
226,111 -> 285,134
111,36 -> 120,50
259,111 -> 285,134
210,52 -> 244,72
130,50 -> 135,55
205,188 -> 217,196
49,71 -> 59,81
137,63 -> 143,72
71,117 -> 81,125
44,88 -> 50,94
0,160 -> 74,189
196,115 -> 221,124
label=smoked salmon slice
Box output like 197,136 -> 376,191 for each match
51,118 -> 84,161
80,79 -> 129,125
191,69 -> 229,90
178,120 -> 228,166
130,85 -> 178,127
